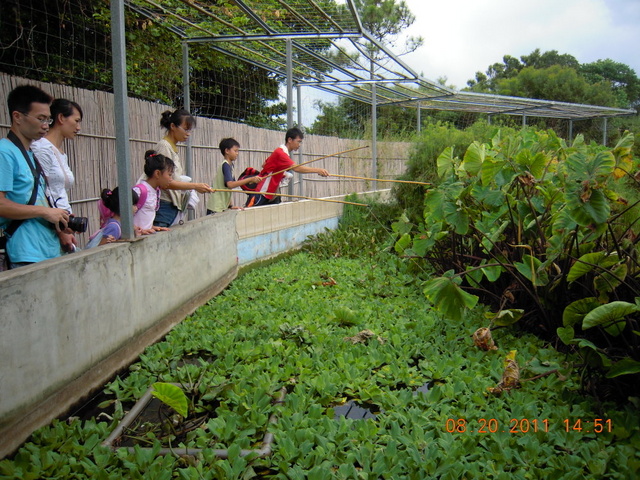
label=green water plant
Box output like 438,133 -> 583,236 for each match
2,251 -> 640,477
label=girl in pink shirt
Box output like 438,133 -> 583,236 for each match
134,150 -> 175,235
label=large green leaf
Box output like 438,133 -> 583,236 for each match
551,208 -> 577,234
479,157 -> 505,186
565,150 -> 615,180
613,132 -> 635,179
151,382 -> 188,417
471,183 -> 505,207
567,252 -> 619,282
556,326 -> 575,345
567,189 -> 610,226
563,297 -> 601,327
436,146 -> 455,178
529,152 -> 549,179
514,254 -> 549,286
460,141 -> 485,176
514,149 -> 548,179
481,263 -> 504,282
424,190 -> 447,222
582,301 -> 639,336
423,272 -> 479,322
443,202 -> 469,235
390,212 -> 412,235
465,264 -> 483,287
564,150 -> 588,177
593,262 -> 627,294
394,233 -> 411,254
606,357 -> 640,378
410,235 -> 431,257
476,218 -> 507,253
589,150 -> 616,180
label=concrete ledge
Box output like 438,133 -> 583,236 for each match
237,190 -> 390,264
0,212 -> 238,458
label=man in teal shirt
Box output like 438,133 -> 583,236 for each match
0,85 -> 69,269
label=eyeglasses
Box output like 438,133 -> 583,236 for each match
177,125 -> 193,133
21,112 -> 54,126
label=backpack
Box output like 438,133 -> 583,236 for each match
238,167 -> 260,192
133,183 -> 148,210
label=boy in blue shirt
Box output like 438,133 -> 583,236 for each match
206,138 -> 262,214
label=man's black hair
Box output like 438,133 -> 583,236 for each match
7,85 -> 52,119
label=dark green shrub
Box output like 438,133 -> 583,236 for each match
393,119 -> 516,224
393,127 -> 640,397
302,196 -> 402,259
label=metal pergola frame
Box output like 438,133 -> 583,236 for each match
109,0 -> 636,239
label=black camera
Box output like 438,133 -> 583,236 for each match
59,216 -> 88,233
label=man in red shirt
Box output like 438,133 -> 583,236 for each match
246,127 -> 329,207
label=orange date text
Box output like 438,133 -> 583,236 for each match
444,418 -> 549,433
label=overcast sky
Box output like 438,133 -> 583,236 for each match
398,0 -> 640,90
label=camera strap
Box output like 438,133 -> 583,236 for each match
3,131 -> 45,238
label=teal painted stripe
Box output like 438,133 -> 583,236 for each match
238,217 -> 339,265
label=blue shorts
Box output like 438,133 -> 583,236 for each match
154,200 -> 179,227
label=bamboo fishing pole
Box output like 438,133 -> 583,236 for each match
266,145 -> 370,178
212,189 -> 370,206
328,173 -> 431,186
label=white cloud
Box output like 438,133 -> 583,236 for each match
399,0 -> 640,89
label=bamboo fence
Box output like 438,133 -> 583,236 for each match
0,73 -> 412,243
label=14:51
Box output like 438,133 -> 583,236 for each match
563,418 -> 612,433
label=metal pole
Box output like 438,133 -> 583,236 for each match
370,58 -> 377,189
522,115 -> 527,127
487,115 -> 491,125
182,42 -> 192,178
296,84 -> 303,197
568,120 -> 573,143
182,42 -> 194,219
602,117 -> 608,146
286,40 -> 293,129
416,101 -> 421,134
110,0 -> 134,240
286,40 -> 294,197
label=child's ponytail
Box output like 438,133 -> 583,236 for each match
143,150 -> 175,177
97,187 -> 140,226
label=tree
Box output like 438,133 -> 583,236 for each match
497,65 -> 618,107
467,49 -> 580,91
520,49 -> 580,70
580,59 -> 640,109
466,49 -> 640,109
354,0 -> 423,54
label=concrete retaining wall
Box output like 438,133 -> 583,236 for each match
0,190 -> 390,458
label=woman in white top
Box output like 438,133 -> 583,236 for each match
153,108 -> 212,227
32,99 -> 83,251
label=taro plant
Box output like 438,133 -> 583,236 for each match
393,128 -> 640,392
151,382 -> 188,418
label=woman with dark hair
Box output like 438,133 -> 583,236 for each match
152,108 -> 212,227
31,98 -> 83,251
